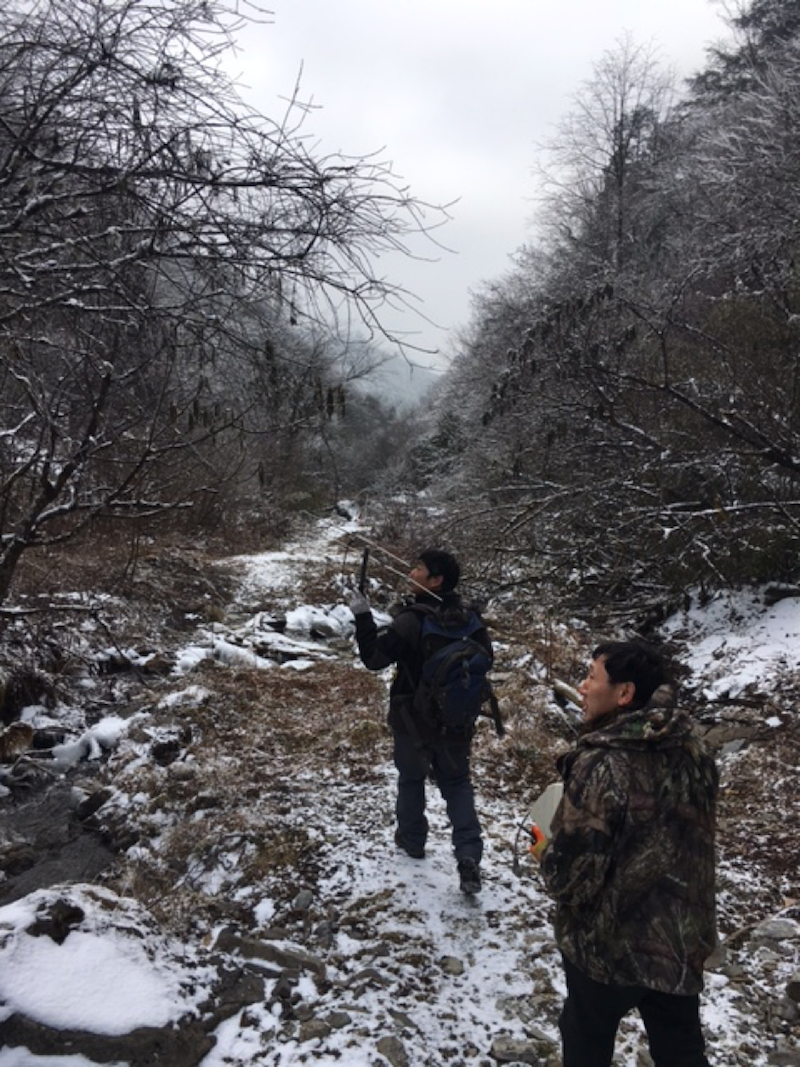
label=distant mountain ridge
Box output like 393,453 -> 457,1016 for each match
368,353 -> 442,408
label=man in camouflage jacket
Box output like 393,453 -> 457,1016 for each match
539,640 -> 718,1067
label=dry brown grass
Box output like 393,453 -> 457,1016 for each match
101,653 -> 391,928
7,531 -> 238,613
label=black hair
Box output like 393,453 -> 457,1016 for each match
417,548 -> 460,593
592,640 -> 668,710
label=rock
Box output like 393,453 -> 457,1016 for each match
312,918 -> 335,948
327,1011 -> 352,1028
440,955 -> 465,975
767,1052 -> 800,1066
298,1018 -> 332,1042
704,942 -> 727,969
341,965 -> 389,992
27,898 -> 85,944
293,888 -> 314,911
271,970 -> 299,1005
376,1034 -> 410,1067
388,1008 -> 416,1030
0,1012 -> 214,1067
492,1033 -> 556,1064
260,925 -> 293,939
213,926 -> 326,977
786,973 -> 800,1003
73,785 -> 115,820
720,739 -> 747,757
201,966 -> 267,1027
774,997 -> 799,1023
151,737 -> 183,765
764,583 -> 800,606
753,919 -> 800,941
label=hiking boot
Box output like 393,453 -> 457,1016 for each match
394,829 -> 425,859
458,857 -> 481,895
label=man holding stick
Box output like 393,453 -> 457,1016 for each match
349,548 -> 490,895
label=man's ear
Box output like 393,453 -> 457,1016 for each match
429,574 -> 445,592
617,681 -> 636,707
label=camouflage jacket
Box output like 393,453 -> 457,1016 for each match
539,692 -> 718,994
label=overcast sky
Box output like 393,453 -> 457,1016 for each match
230,0 -> 731,367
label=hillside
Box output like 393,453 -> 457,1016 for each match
0,514 -> 799,1067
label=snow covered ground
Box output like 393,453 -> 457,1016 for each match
0,515 -> 798,1066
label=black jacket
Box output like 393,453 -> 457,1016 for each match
354,591 -> 492,736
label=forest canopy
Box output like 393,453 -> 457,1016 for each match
413,1 -> 800,615
3,0 -> 800,621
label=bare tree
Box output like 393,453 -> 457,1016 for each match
0,0 -> 448,603
535,35 -> 677,272
423,24 -> 800,611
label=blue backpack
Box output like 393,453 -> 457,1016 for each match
412,606 -> 504,735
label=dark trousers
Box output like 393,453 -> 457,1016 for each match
560,955 -> 711,1067
392,729 -> 482,862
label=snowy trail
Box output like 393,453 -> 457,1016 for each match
1,513 -> 798,1066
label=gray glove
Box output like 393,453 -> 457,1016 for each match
349,589 -> 371,616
